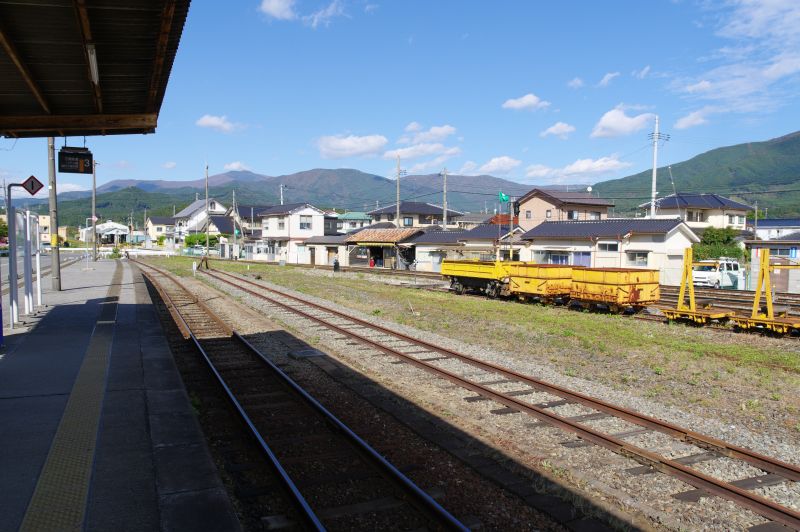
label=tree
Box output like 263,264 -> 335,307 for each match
0,219 -> 7,239
693,227 -> 744,260
184,233 -> 219,247
157,235 -> 166,246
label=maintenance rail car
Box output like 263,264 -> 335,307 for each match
440,259 -> 660,312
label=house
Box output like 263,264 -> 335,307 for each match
516,188 -> 614,231
643,193 -> 752,231
748,218 -> 800,240
405,231 -> 467,272
455,213 -> 493,230
173,198 -> 227,242
458,224 -> 526,261
304,234 -> 350,266
367,201 -> 463,229
519,218 -> 700,285
145,216 -> 175,241
344,227 -> 422,269
230,204 -> 271,231
254,203 -> 326,263
337,211 -> 372,232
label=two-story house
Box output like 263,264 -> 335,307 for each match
337,211 -> 372,232
257,203 -> 326,263
747,218 -> 800,240
367,201 -> 463,228
516,188 -> 614,232
642,193 -> 752,231
173,198 -> 227,242
145,216 -> 175,242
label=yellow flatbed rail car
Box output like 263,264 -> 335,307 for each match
440,259 -> 522,297
662,247 -> 733,325
507,263 -> 572,302
570,267 -> 660,311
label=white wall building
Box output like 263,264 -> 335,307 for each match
748,218 -> 800,240
519,218 -> 700,286
173,198 -> 227,242
245,203 -> 326,263
642,193 -> 751,231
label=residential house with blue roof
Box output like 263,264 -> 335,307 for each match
640,193 -> 752,231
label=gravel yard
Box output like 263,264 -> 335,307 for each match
149,257 -> 800,529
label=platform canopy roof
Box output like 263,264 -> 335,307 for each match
0,0 -> 190,138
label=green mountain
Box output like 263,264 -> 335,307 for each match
594,131 -> 800,216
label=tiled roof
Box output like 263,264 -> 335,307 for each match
518,188 -> 614,207
457,213 -> 493,223
338,211 -> 371,220
754,218 -> 800,228
645,193 -> 753,211
148,216 -> 174,225
174,199 -> 208,218
407,230 -> 467,245
349,222 -> 395,232
521,218 -> 685,240
237,205 -> 273,217
776,231 -> 800,241
209,215 -> 235,234
259,203 -> 317,216
461,224 -> 523,240
367,201 -> 464,217
345,228 -> 421,244
304,234 -> 348,245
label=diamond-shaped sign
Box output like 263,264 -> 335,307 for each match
21,175 -> 44,196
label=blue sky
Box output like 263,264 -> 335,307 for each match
2,0 -> 800,197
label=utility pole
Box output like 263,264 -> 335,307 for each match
92,160 -> 97,261
754,200 -> 759,239
648,116 -> 669,218
232,188 -> 237,259
279,184 -> 285,205
205,164 -> 210,254
48,137 -> 61,291
441,167 -> 448,231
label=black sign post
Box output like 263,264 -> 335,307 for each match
58,147 -> 93,174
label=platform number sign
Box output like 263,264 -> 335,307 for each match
58,146 -> 93,174
21,175 -> 44,196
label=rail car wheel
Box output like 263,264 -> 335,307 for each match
486,282 -> 499,299
451,280 -> 466,295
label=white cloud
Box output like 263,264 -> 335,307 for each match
364,4 -> 378,13
259,0 -> 296,20
501,93 -> 550,111
195,114 -> 241,133
400,124 -> 457,144
404,121 -> 422,132
477,156 -> 521,175
567,77 -> 584,89
596,72 -> 620,87
303,0 -> 345,29
224,161 -> 251,171
672,1 -> 800,111
162,161 -> 177,169
590,104 -> 655,138
540,121 -> 576,140
674,107 -> 717,129
384,143 -> 460,160
633,65 -> 651,79
524,155 -> 632,184
318,134 -> 388,159
409,154 -> 457,174
457,161 -> 478,175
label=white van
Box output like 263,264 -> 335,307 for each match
692,257 -> 744,289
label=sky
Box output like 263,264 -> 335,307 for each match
2,0 -> 800,199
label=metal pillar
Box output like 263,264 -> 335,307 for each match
23,210 -> 33,315
7,200 -> 18,327
92,160 -> 97,261
48,137 -> 61,290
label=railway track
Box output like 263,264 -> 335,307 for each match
136,262 -> 467,531
200,265 -> 800,530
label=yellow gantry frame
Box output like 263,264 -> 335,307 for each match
676,247 -> 697,312
750,248 -> 800,319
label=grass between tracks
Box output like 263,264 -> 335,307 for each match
148,257 -> 800,432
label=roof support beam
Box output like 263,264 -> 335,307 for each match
0,23 -> 51,114
0,113 -> 157,136
73,0 -> 103,113
147,0 -> 177,112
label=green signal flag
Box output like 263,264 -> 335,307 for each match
498,191 -> 510,203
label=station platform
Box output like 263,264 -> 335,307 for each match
0,260 -> 240,532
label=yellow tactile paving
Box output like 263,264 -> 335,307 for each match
19,265 -> 123,532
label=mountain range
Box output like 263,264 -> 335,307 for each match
21,129 -> 800,227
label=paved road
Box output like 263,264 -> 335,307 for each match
0,253 -> 78,285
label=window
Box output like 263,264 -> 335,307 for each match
567,210 -> 579,220
589,211 -> 601,220
525,210 -> 532,220
278,218 -> 285,230
336,221 -> 343,229
403,216 -> 413,227
728,215 -> 735,224
387,214 -> 395,221
627,252 -> 648,266
738,215 -> 745,224
545,209 -> 552,219
598,242 -> 618,252
156,227 -> 163,232
549,253 -> 569,265
300,215 -> 312,230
